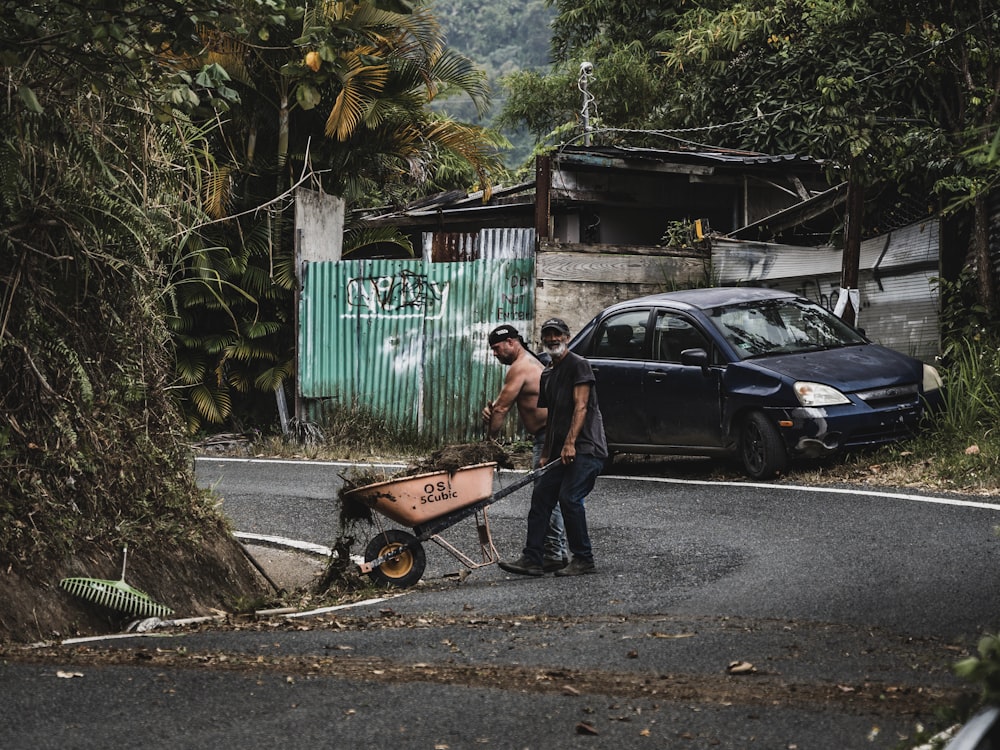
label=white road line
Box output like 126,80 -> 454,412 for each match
198,455 -> 1000,511
58,593 -> 403,645
196,455 -> 407,470
600,474 -> 1000,511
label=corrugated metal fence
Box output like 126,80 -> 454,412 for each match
299,229 -> 536,443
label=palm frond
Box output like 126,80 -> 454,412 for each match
202,163 -> 234,219
190,383 -> 232,425
426,48 -> 491,116
341,2 -> 443,60
343,224 -> 414,257
253,359 -> 295,392
326,52 -> 392,140
226,339 -> 279,364
421,119 -> 506,197
202,29 -> 253,87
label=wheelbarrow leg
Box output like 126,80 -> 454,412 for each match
428,507 -> 500,570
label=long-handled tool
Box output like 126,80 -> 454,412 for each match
60,545 -> 174,618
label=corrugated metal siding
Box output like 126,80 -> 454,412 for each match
300,260 -> 427,427
713,220 -> 940,360
422,227 -> 536,261
300,228 -> 536,443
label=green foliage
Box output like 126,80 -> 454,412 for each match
660,219 -> 708,250
933,335 -> 1000,440
498,41 -> 674,171
427,0 -> 555,167
0,0 -> 289,568
955,634 -> 1000,706
547,0 -> 685,64
164,0 -> 510,433
499,0 -> 1000,318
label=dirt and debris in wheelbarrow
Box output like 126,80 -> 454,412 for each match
319,442 -> 515,592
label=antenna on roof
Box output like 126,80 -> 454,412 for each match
579,62 -> 595,146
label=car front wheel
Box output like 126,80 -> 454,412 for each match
740,411 -> 788,479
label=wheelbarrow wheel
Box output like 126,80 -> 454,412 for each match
364,529 -> 426,588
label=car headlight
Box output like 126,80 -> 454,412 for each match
793,381 -> 850,406
922,363 -> 942,392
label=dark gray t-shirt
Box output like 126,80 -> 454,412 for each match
539,351 -> 608,459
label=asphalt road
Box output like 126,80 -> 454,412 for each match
201,456 -> 1000,638
5,457 -> 1000,749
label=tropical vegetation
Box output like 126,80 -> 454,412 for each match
167,0 -> 509,433
0,0 -> 508,584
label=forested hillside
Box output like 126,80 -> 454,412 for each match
431,0 -> 554,169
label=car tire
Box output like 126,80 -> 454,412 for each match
364,529 -> 426,588
740,411 -> 788,479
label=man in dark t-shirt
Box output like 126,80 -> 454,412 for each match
499,317 -> 608,577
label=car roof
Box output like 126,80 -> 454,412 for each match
601,286 -> 798,315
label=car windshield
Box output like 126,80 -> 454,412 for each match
707,297 -> 866,359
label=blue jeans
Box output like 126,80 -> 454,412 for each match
533,431 -> 567,560
522,453 -> 603,565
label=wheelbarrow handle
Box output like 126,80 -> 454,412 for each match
488,459 -> 560,503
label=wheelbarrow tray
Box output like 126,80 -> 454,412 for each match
343,462 -> 497,527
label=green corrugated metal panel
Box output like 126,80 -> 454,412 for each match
299,256 -> 535,443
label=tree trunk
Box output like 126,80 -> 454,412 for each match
973,192 -> 995,318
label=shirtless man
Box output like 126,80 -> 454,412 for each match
482,324 -> 568,571
482,324 -> 547,439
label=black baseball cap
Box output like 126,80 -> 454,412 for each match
540,317 -> 570,336
488,324 -> 520,346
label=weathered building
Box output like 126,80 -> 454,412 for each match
295,145 -> 941,442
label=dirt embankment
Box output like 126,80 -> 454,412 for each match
0,523 -> 268,644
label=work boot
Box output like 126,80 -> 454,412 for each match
542,556 -> 569,572
554,557 -> 596,576
498,555 -> 544,576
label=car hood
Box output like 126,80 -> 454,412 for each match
742,344 -> 923,391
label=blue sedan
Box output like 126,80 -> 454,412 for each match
569,287 -> 943,479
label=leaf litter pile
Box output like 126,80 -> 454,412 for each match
321,442 -> 513,591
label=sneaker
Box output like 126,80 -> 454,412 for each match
542,556 -> 569,572
554,557 -> 596,576
498,555 -> 544,576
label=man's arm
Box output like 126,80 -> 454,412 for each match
482,370 -> 526,438
560,382 -> 591,463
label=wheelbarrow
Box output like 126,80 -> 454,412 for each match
343,461 -> 556,588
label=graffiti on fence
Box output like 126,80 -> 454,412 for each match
345,270 -> 448,319
495,270 -> 533,321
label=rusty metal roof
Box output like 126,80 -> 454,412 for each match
360,145 -> 826,225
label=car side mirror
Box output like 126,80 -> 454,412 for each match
680,348 -> 709,371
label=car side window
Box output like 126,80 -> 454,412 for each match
652,311 -> 712,363
591,310 -> 649,359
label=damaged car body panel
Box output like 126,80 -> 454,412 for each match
569,287 -> 942,479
